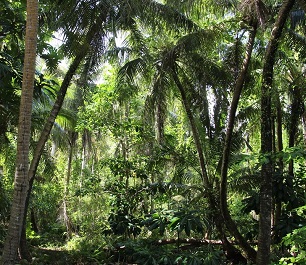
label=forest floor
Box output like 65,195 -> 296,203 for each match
0,245 -> 137,265
30,246 -> 89,265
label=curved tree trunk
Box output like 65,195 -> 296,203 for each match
18,10 -> 109,256
18,50 -> 86,259
257,1 -> 295,264
1,0 -> 39,264
220,25 -> 257,263
171,69 -> 247,263
18,49 -> 86,260
171,70 -> 210,189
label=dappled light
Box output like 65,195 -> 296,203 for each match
1,0 -> 306,264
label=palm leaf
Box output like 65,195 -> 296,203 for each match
137,0 -> 198,33
117,58 -> 147,84
286,29 -> 306,58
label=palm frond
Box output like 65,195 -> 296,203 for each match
117,58 -> 147,84
39,42 -> 64,73
137,0 -> 199,34
122,23 -> 150,58
165,0 -> 238,18
150,72 -> 173,143
56,107 -> 78,131
184,52 -> 229,86
175,29 -> 219,54
33,72 -> 59,105
239,0 -> 269,27
228,153 -> 261,192
236,101 -> 260,125
286,29 -> 306,58
229,171 -> 260,193
50,123 -> 73,150
104,46 -> 132,64
53,0 -> 111,58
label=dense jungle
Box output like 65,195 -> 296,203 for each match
1,0 -> 306,264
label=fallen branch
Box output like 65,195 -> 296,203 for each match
155,238 -> 223,246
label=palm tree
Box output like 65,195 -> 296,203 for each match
165,34 -> 252,262
19,8 -> 109,258
14,0 -> 198,257
1,0 -> 39,263
218,0 -> 271,260
115,10 -> 257,259
220,24 -> 258,262
257,1 -> 295,264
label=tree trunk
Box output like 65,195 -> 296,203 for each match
17,10 -> 109,254
273,94 -> 283,236
1,0 -> 38,264
302,111 -> 306,145
63,132 -> 76,238
30,209 -> 38,233
172,69 -> 247,263
156,100 -> 165,144
257,1 -> 295,264
171,70 -> 210,189
220,25 -> 257,262
288,86 -> 302,176
17,50 -> 86,259
19,218 -> 32,262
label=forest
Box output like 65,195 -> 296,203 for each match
1,0 -> 306,264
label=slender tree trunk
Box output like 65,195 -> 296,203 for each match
154,79 -> 166,145
257,1 -> 295,264
30,209 -> 38,233
274,94 -> 283,234
172,71 -> 210,189
18,50 -> 86,257
220,26 -> 257,262
156,100 -> 165,144
18,11 -> 109,251
18,165 -> 36,260
19,219 -> 31,262
288,86 -> 301,175
63,132 -> 76,238
172,69 -> 247,263
1,1 -> 38,264
199,84 -> 212,139
0,166 -> 3,179
302,110 -> 306,145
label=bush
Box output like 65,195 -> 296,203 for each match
279,226 -> 306,265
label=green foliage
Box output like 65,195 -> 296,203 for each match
143,206 -> 206,239
108,212 -> 143,238
65,235 -> 108,263
31,181 -> 62,231
168,208 -> 204,236
144,210 -> 174,236
0,177 -> 10,245
239,147 -> 306,244
277,204 -> 306,265
112,239 -> 224,265
2,0 -> 306,264
279,227 -> 306,265
28,223 -> 67,248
